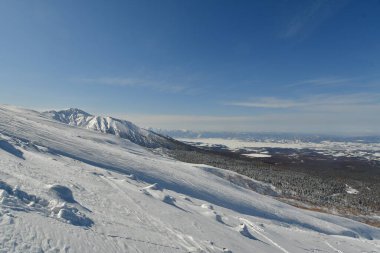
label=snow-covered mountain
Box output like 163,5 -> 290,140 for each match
44,108 -> 177,149
0,104 -> 379,253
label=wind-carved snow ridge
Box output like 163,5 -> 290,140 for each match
199,165 -> 280,196
141,183 -> 186,211
236,223 -> 259,240
0,136 -> 24,159
0,181 -> 93,227
48,184 -> 77,203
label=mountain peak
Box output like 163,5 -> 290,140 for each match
44,108 -> 180,149
57,108 -> 92,116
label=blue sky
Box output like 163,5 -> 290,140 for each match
0,0 -> 379,135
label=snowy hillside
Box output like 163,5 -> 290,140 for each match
0,105 -> 379,253
45,108 -> 175,149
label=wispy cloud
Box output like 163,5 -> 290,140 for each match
77,77 -> 187,93
280,0 -> 347,39
110,113 -> 256,132
112,105 -> 380,135
286,77 -> 354,88
226,97 -> 303,109
98,93 -> 380,134
114,113 -> 278,132
226,93 -> 380,111
283,75 -> 380,90
100,93 -> 380,135
281,1 -> 325,38
80,77 -> 144,87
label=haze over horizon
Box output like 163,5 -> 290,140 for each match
1,0 -> 380,134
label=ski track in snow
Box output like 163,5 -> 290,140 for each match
239,218 -> 290,253
98,175 -> 192,251
325,241 -> 344,253
0,105 -> 379,253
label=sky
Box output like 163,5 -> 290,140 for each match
0,0 -> 380,135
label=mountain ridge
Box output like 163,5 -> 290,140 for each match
44,108 -> 178,149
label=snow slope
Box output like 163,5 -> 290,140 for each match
45,108 -> 175,148
0,105 -> 379,253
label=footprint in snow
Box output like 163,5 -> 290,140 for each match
140,183 -> 162,198
201,204 -> 214,210
162,195 -> 176,205
90,172 -> 104,176
179,195 -> 192,202
125,174 -> 136,180
203,210 -> 227,224
200,204 -> 228,225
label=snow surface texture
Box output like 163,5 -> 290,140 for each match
0,105 -> 379,253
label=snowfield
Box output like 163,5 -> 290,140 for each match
179,137 -> 380,161
0,105 -> 379,253
242,153 -> 272,158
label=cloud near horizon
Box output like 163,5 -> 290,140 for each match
109,93 -> 380,135
225,93 -> 380,111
